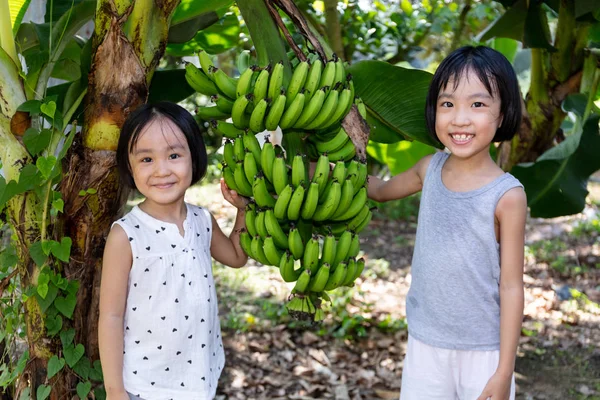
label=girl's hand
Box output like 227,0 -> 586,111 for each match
476,372 -> 511,400
221,178 -> 248,210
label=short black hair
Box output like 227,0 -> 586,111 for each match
116,101 -> 207,189
425,46 -> 522,143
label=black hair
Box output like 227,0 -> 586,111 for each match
116,101 -> 207,189
425,46 -> 522,143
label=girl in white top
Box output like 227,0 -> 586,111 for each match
99,102 -> 248,400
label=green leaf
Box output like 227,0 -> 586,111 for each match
35,283 -> 58,312
168,12 -> 220,43
17,99 -> 42,113
0,243 -> 18,272
562,94 -> 588,118
52,198 -> 64,213
347,60 -> 440,147
37,271 -> 50,298
90,360 -> 103,381
36,155 -> 57,179
46,0 -> 84,23
478,0 -> 527,42
512,117 -> 600,218
86,188 -> 97,194
64,343 -> 85,367
50,40 -> 82,81
492,38 -> 519,63
148,69 -> 196,104
54,293 -> 77,318
18,387 -> 30,400
73,356 -> 91,379
171,0 -> 233,25
36,384 -> 51,400
365,111 -> 404,144
45,314 -> 63,336
40,101 -> 57,118
367,140 -> 436,175
60,328 -> 76,348
524,1 -> 556,51
167,12 -> 240,56
9,0 -> 31,35
29,241 -> 48,266
76,380 -> 92,399
23,128 -> 52,156
94,387 -> 107,400
47,355 -> 65,379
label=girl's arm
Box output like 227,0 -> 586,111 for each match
98,225 -> 132,400
477,187 -> 527,400
368,154 -> 433,202
210,179 -> 248,268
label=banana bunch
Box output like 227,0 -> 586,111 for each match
222,134 -> 372,322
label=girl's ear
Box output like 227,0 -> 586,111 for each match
498,114 -> 503,128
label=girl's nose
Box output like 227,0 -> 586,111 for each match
452,107 -> 471,126
153,159 -> 171,176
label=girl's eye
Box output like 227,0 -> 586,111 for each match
472,102 -> 485,108
141,157 -> 152,163
169,154 -> 180,160
440,101 -> 453,107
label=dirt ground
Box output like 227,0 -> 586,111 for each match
184,179 -> 600,400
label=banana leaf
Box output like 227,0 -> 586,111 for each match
171,0 -> 234,26
148,69 -> 195,104
367,140 -> 436,175
167,12 -> 240,56
347,60 -> 440,148
512,116 -> 600,218
8,0 -> 30,34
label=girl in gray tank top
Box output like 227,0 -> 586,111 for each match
368,46 -> 527,400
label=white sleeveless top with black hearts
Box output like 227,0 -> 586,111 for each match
113,203 -> 225,400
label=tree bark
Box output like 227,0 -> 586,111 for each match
323,0 -> 344,60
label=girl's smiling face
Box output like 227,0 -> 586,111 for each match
435,70 -> 503,159
129,117 -> 193,208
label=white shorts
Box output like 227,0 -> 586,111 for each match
400,335 -> 516,400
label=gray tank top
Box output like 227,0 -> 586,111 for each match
406,151 -> 523,351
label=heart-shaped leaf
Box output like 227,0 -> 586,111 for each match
17,387 -> 30,400
36,384 -> 51,400
90,360 -> 104,381
29,241 -> 48,266
64,343 -> 85,367
23,128 -> 52,156
36,155 -> 57,179
35,283 -> 58,313
347,60 -> 440,148
47,355 -> 65,379
60,328 -> 76,348
40,101 -> 56,118
51,237 -> 72,262
17,99 -> 42,113
76,380 -> 92,399
54,293 -> 76,319
73,357 -> 91,380
45,314 -> 63,336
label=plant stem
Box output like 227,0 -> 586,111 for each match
0,0 -> 20,67
265,0 -> 307,62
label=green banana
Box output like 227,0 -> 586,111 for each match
318,60 -> 336,93
268,61 -> 284,101
332,230 -> 352,267
211,67 -> 238,100
291,153 -> 308,188
356,97 -> 367,119
261,138 -> 276,183
342,258 -> 357,286
197,50 -> 215,78
314,308 -> 325,322
312,153 -> 330,196
252,174 -> 276,208
265,91 -> 286,131
213,120 -> 244,139
346,160 -> 359,188
272,154 -> 289,195
286,183 -> 305,221
233,136 -> 245,163
184,62 -> 219,96
347,204 -> 370,231
211,95 -> 234,113
304,87 -> 339,130
222,140 -> 235,170
280,251 -> 302,282
279,90 -> 306,130
236,65 -> 258,98
324,261 -> 347,291
321,87 -> 352,129
300,182 -> 319,220
333,187 -> 367,221
308,263 -> 330,292
302,235 -> 320,273
328,138 -> 356,162
233,160 -> 253,197
264,236 -> 284,265
313,179 -> 341,221
293,87 -> 326,128
249,98 -> 269,133
354,208 -> 373,233
288,225 -> 305,260
231,94 -> 252,129
333,55 -> 345,88
353,258 -> 366,281
332,178 -> 354,218
303,59 -> 323,101
265,209 -> 289,249
321,233 -> 337,266
222,163 -> 238,193
196,106 -> 229,121
292,269 -> 312,294
286,61 -> 309,107
251,235 -> 271,265
242,130 -> 262,167
315,127 -> 349,153
245,203 -> 257,237
274,184 -> 293,220
240,230 -> 254,258
253,65 -> 271,105
254,210 -> 268,239
354,160 -> 368,194
331,161 -> 347,183
243,150 -> 259,183
348,232 -> 360,258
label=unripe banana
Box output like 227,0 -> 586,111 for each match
213,120 -> 244,139
300,182 -> 319,220
243,150 -> 258,183
333,55 -> 345,88
272,154 -> 289,195
328,137 -> 356,162
244,203 -> 258,237
261,138 -> 276,183
249,98 -> 269,133
196,106 -> 229,121
332,230 -> 352,267
356,98 -> 367,119
286,61 -> 309,108
353,257 -> 366,282
222,163 -> 239,193
233,160 -> 253,197
197,50 -> 215,78
302,235 -> 320,273
288,225 -> 305,260
240,230 -> 254,258
332,178 -> 354,218
333,187 -> 367,221
236,65 -> 258,98
210,67 -> 238,100
233,136 -> 245,163
280,251 -> 301,282
231,94 -> 252,129
211,94 -> 234,113
346,159 -> 359,188
315,127 -> 349,153
303,59 -> 323,101
291,153 -> 308,188
314,308 -> 325,322
308,263 -> 330,292
252,174 -> 276,208
347,204 -> 370,231
254,210 -> 268,239
279,90 -> 306,130
331,161 -> 347,183
321,233 -> 337,266
251,235 -> 271,265
292,269 -> 312,294
354,208 -> 373,233
268,61 -> 284,101
320,87 -> 352,129
342,258 -> 357,286
318,60 -> 336,93
265,209 -> 289,249
324,261 -> 347,291
253,65 -> 271,105
312,179 -> 341,221
264,236 -> 284,265
348,232 -> 360,258
293,87 -> 326,128
287,183 -> 305,221
354,160 -> 368,194
304,88 -> 339,130
242,130 -> 262,167
265,90 -> 286,131
184,62 -> 219,96
273,184 -> 293,220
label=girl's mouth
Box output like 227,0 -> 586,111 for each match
450,133 -> 474,144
